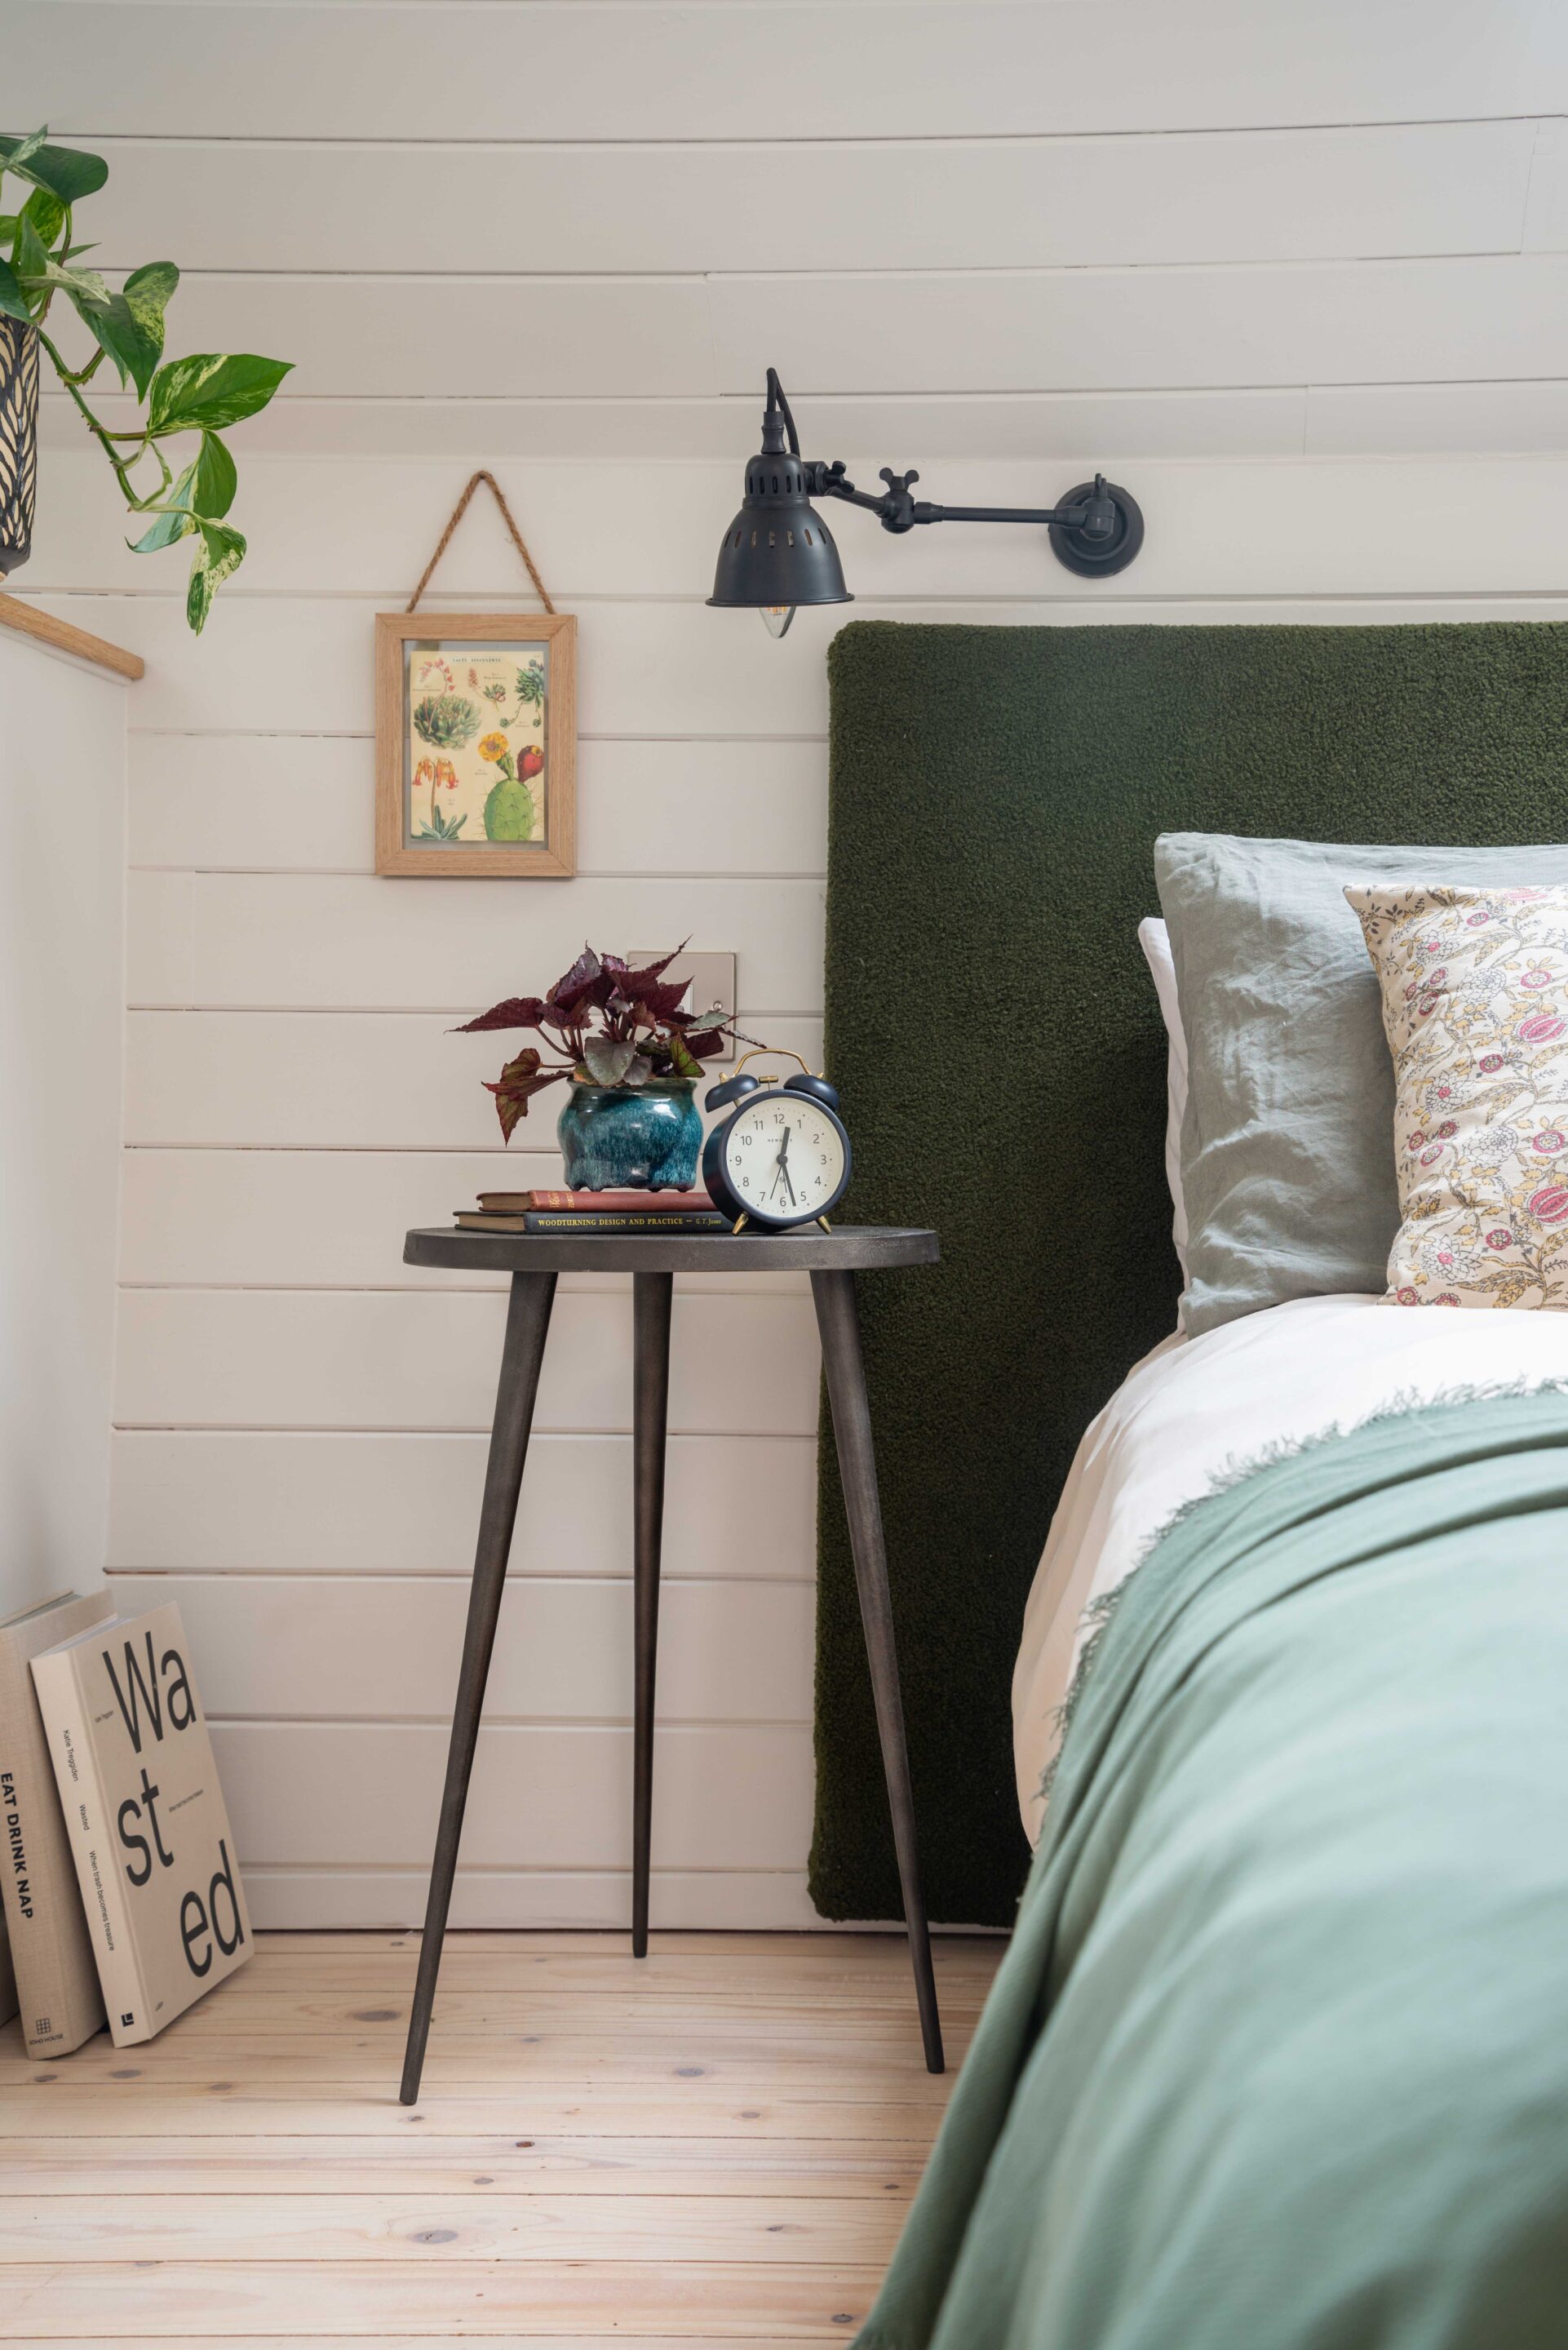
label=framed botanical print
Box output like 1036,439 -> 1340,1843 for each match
375,610 -> 576,876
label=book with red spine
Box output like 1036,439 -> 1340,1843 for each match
477,1189 -> 713,1213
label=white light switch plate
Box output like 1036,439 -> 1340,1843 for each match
627,950 -> 737,1064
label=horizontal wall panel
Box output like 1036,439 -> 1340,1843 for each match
125,870 -> 193,1008
113,1288 -> 822,1434
118,1150 -> 812,1292
243,1868 -> 827,1933
123,1012 -> 825,1150
713,255 -> 1568,397
39,386 -> 1313,463
108,1430 -> 817,1581
20,2 -> 1568,139
1304,379 -> 1568,454
83,121 -> 1540,275
126,1013 -> 544,1152
33,449 -> 1147,597
46,444 -> 1568,601
109,1573 -> 814,1723
129,274 -> 716,403
121,1148 -> 551,1288
211,1722 -> 812,1870
149,874 -> 824,1015
43,252 -> 1568,410
50,450 -> 1568,603
127,733 -> 829,879
127,729 -> 383,874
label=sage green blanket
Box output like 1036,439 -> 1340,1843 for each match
860,1390 -> 1568,2349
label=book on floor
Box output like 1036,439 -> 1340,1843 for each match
478,1188 -> 714,1213
0,1900 -> 16,2029
31,1602 -> 251,2047
0,1588 -> 110,2055
455,1209 -> 729,1233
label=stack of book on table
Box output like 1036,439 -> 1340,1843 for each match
0,1590 -> 250,2054
456,1187 -> 729,1234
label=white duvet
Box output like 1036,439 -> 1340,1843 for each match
1012,1293 -> 1568,1843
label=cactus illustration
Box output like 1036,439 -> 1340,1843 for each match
484,776 -> 535,840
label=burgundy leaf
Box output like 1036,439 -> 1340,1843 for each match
682,1027 -> 725,1059
482,1048 -> 560,1142
546,946 -> 604,1014
630,976 -> 694,1023
618,942 -> 689,997
451,996 -> 547,1034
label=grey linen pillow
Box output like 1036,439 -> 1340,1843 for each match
1156,833 -> 1568,1336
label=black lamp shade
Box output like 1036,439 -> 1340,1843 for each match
707,449 -> 852,610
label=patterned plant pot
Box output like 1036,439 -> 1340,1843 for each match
556,1080 -> 702,1191
0,319 -> 38,578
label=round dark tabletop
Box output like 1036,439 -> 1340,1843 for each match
405,1224 -> 939,1274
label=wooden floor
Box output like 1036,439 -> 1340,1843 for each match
0,1929 -> 1002,2343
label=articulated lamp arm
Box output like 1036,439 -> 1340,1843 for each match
760,366 -> 1141,574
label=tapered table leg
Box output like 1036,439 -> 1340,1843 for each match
811,1270 -> 944,2073
399,1270 -> 557,2104
631,1271 -> 673,1958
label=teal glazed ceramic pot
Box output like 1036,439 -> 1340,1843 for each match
556,1080 -> 703,1191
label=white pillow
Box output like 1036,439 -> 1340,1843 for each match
1138,916 -> 1189,1279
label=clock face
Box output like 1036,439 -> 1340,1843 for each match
722,1093 -> 848,1223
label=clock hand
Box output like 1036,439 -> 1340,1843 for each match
769,1124 -> 797,1207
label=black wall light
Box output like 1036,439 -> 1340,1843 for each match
709,368 -> 1145,637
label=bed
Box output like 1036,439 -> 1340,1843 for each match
840,795 -> 1568,2343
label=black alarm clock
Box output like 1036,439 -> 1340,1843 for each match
702,1051 -> 853,1232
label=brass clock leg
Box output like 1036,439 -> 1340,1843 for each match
732,1213 -> 750,1233
817,1215 -> 833,1233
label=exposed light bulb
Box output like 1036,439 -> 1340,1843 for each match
760,605 -> 795,639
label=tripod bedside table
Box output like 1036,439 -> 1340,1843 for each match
397,1223 -> 945,2101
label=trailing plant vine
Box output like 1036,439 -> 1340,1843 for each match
0,126 -> 293,630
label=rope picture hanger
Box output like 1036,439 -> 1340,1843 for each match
375,472 -> 577,880
405,470 -> 557,614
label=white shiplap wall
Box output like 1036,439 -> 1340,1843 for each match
17,0 -> 1568,1928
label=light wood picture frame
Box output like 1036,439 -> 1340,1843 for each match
375,611 -> 576,877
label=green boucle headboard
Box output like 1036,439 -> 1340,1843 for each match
813,617 -> 1568,1927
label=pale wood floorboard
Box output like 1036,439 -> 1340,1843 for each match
0,1929 -> 1002,2342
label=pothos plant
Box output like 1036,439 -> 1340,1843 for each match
0,128 -> 292,630
455,944 -> 754,1142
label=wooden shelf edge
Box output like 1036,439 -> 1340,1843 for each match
0,592 -> 144,681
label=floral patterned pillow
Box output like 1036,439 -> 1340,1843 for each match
1346,882 -> 1568,1309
